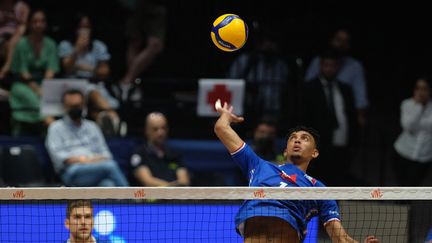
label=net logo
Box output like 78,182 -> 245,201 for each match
370,189 -> 383,199
12,190 -> 25,199
134,189 -> 146,198
253,189 -> 266,198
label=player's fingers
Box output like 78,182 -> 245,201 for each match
228,105 -> 234,113
215,99 -> 222,112
365,236 -> 379,243
223,102 -> 228,109
231,115 -> 244,123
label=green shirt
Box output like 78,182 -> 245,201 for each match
9,36 -> 59,124
11,36 -> 59,83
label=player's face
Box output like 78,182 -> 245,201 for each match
65,206 -> 94,241
146,114 -> 168,146
284,131 -> 318,161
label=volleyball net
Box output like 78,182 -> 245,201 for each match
1,187 -> 432,242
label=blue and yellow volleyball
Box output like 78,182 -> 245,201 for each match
210,14 -> 248,52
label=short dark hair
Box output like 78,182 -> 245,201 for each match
61,89 -> 84,104
286,125 -> 320,150
66,200 -> 93,218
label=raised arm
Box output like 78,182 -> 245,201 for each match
325,220 -> 379,243
213,99 -> 245,153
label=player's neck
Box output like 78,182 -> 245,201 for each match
69,235 -> 95,243
288,158 -> 308,172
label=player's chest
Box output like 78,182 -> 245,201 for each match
254,166 -> 309,187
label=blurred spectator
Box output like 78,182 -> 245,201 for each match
305,28 -> 368,128
114,0 -> 166,100
0,0 -> 28,135
0,0 -> 29,81
59,13 -> 110,80
58,13 -> 120,137
300,49 -> 357,186
393,77 -> 432,186
45,89 -> 128,187
227,26 -> 290,124
129,112 -> 190,186
9,9 -> 57,136
250,116 -> 283,164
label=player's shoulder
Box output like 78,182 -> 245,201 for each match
303,173 -> 325,187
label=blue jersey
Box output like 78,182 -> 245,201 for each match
231,143 -> 341,239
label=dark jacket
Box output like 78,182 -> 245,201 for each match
299,77 -> 358,150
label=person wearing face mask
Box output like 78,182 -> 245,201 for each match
45,89 -> 129,187
393,77 -> 432,186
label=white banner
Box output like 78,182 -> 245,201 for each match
197,79 -> 245,117
40,79 -> 88,116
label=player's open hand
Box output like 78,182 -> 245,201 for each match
363,235 -> 379,243
215,99 -> 244,123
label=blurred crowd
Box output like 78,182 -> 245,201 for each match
1,0 -> 432,188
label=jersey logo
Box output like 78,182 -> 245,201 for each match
304,174 -> 317,185
280,171 -> 297,183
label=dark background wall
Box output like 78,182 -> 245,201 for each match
25,1 -> 432,138
30,0 -> 432,108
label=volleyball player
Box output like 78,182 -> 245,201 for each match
214,100 -> 379,243
65,200 -> 97,243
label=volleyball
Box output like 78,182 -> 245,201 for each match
210,14 -> 248,52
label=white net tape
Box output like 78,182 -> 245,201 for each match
0,187 -> 431,200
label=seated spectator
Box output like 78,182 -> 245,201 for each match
129,112 -> 190,186
9,9 -> 57,136
59,14 -> 110,81
0,0 -> 29,80
58,13 -> 120,137
250,116 -> 283,164
45,89 -> 128,187
0,0 -> 28,135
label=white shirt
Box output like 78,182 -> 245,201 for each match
394,99 -> 432,162
320,77 -> 349,146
